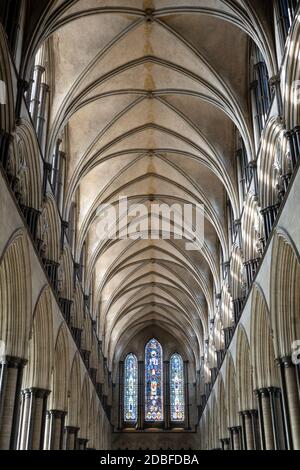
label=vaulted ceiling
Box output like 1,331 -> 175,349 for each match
26,0 -> 275,370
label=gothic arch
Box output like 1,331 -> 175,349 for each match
23,287 -> 54,390
14,119 -> 42,210
283,13 -> 300,128
225,353 -> 239,428
236,326 -> 254,412
0,230 -> 31,358
258,118 -> 287,210
271,229 -> 300,358
0,23 -> 14,132
49,323 -> 70,411
67,352 -> 82,429
250,286 -> 280,390
38,194 -> 61,262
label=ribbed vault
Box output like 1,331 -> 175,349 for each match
24,0 -> 276,371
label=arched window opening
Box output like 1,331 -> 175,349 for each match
250,43 -> 272,142
275,0 -> 299,50
236,133 -> 250,203
124,354 -> 138,423
145,339 -> 163,422
170,354 -> 185,422
78,242 -> 86,287
67,201 -> 77,255
26,42 -> 50,150
51,137 -> 66,213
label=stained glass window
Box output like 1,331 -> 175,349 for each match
170,353 -> 185,422
145,338 -> 163,422
124,354 -> 138,423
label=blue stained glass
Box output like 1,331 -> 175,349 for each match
124,354 -> 138,423
170,353 -> 185,422
145,338 -> 163,422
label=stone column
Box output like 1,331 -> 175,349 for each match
0,357 -> 26,450
231,426 -> 242,450
64,426 -> 79,450
221,437 -> 230,451
30,65 -> 45,127
250,410 -> 260,450
76,437 -> 88,450
256,388 -> 284,450
240,411 -> 255,450
269,387 -> 286,450
260,389 -> 275,450
18,388 -> 50,450
47,410 -> 67,450
36,83 -> 49,145
43,411 -> 51,449
164,361 -> 170,429
278,357 -> 300,450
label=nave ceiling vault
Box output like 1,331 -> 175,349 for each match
21,0 -> 275,369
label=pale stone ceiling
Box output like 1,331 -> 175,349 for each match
31,0 -> 274,369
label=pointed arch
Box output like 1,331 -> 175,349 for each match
49,323 -> 70,411
250,285 -> 279,389
14,119 -> 42,210
124,353 -> 138,423
0,23 -> 14,133
271,229 -> 300,358
38,194 -> 60,262
145,338 -> 163,422
23,286 -> 53,390
67,352 -> 82,428
225,353 -> 239,428
170,353 -> 185,422
236,326 -> 254,412
0,230 -> 31,358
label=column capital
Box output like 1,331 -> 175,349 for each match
255,388 -> 269,398
276,356 -> 293,368
49,410 -> 67,419
34,64 -> 46,74
0,356 -> 27,368
221,437 -> 230,444
65,426 -> 79,434
239,410 -> 251,418
267,386 -> 281,397
22,388 -> 51,399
